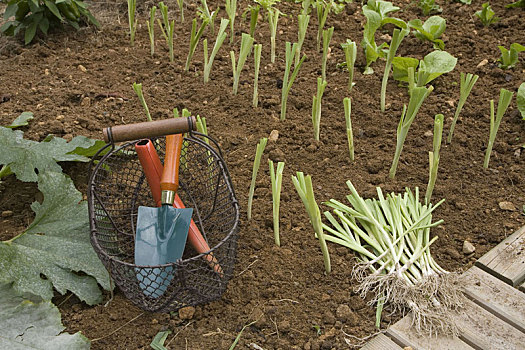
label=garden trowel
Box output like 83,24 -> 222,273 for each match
135,134 -> 192,297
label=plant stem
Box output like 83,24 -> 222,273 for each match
390,86 -> 433,178
296,14 -> 310,66
268,8 -> 280,64
315,0 -> 331,52
447,72 -> 479,143
312,77 -> 327,141
341,39 -> 357,93
226,0 -> 237,44
484,89 -> 514,168
321,27 -> 334,81
185,17 -> 209,72
249,5 -> 260,37
292,172 -> 331,274
253,43 -> 262,107
381,28 -> 408,112
269,160 -> 284,246
343,97 -> 354,161
147,6 -> 157,57
247,138 -> 268,220
425,114 -> 444,205
281,42 -> 307,120
203,18 -> 229,83
177,0 -> 184,22
230,33 -> 254,95
127,0 -> 137,46
132,83 -> 152,122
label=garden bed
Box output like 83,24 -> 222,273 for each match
0,0 -> 524,348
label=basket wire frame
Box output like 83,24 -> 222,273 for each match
88,134 -> 239,312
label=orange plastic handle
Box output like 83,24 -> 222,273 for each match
135,138 -> 223,277
160,134 -> 183,193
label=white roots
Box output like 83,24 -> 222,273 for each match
352,262 -> 467,336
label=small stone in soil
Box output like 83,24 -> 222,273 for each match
463,241 -> 476,255
1,210 -> 13,218
498,201 -> 516,211
178,306 -> 195,320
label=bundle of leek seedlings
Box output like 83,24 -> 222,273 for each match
322,181 -> 465,335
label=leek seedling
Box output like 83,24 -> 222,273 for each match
390,85 -> 433,178
247,138 -> 268,220
269,160 -> 285,246
292,172 -> 331,274
341,39 -> 357,93
296,13 -> 311,66
177,0 -> 184,22
343,97 -> 354,161
198,0 -> 218,36
381,28 -> 408,112
425,114 -> 444,205
203,19 -> 229,83
253,44 -> 262,107
255,0 -> 281,63
127,0 -> 137,46
132,83 -> 152,122
196,115 -> 209,140
158,2 -> 175,62
447,73 -> 479,143
312,77 -> 327,141
268,8 -> 281,64
248,5 -> 260,37
484,89 -> 514,168
315,0 -> 331,52
231,33 -> 254,95
281,42 -> 307,120
321,27 -> 334,81
225,0 -> 237,44
185,17 -> 209,72
147,6 -> 157,57
323,183 -> 463,334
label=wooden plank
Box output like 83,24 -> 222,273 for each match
462,266 -> 525,333
454,298 -> 525,350
386,316 -> 473,350
360,333 -> 402,350
475,226 -> 525,287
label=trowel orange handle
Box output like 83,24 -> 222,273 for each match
160,134 -> 183,194
135,138 -> 223,277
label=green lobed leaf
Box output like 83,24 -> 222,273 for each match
0,283 -> 90,349
0,171 -> 111,304
419,50 -> 457,84
392,56 -> 419,82
517,83 -> 525,119
0,127 -> 99,182
6,112 -> 34,129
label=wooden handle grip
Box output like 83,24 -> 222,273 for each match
160,134 -> 183,193
103,116 -> 196,143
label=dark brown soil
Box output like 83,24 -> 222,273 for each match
1,0 -> 524,348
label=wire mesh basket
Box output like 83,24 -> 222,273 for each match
87,130 -> 239,312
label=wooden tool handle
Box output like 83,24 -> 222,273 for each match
103,117 -> 196,143
160,134 -> 184,193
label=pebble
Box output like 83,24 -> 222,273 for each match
81,97 -> 91,107
463,241 -> 476,255
424,130 -> 433,137
269,129 -> 279,142
477,59 -> 488,68
1,210 -> 13,218
78,64 -> 87,72
178,306 -> 195,320
499,201 -> 516,211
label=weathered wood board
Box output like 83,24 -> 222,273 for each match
476,226 -> 525,287
360,333 -> 401,350
385,316 -> 473,350
462,266 -> 525,332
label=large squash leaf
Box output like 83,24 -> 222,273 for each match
0,283 -> 90,349
0,126 -> 99,182
0,171 -> 111,304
